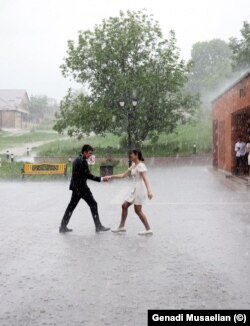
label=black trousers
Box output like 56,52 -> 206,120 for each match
235,156 -> 246,175
61,189 -> 102,228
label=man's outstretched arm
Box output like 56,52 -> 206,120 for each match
82,160 -> 109,182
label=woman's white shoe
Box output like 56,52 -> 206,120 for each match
138,229 -> 153,235
111,227 -> 126,233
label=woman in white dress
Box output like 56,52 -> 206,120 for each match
109,149 -> 153,235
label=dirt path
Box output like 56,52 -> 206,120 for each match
0,139 -> 57,156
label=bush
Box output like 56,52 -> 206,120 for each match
0,161 -> 25,180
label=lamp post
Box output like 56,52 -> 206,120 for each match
119,97 -> 138,167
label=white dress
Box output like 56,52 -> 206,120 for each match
126,162 -> 148,205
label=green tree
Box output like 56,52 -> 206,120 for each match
29,95 -> 48,122
229,21 -> 250,71
30,95 -> 58,123
55,10 -> 199,143
186,39 -> 232,96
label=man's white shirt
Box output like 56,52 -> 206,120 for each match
235,141 -> 246,157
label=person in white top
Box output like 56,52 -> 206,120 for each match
108,149 -> 153,235
246,136 -> 250,175
235,136 -> 246,175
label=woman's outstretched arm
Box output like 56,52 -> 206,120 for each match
141,172 -> 153,200
109,170 -> 131,179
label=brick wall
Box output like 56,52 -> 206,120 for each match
212,73 -> 250,173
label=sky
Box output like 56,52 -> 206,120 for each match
0,0 -> 249,101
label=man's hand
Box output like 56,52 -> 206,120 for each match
102,176 -> 110,182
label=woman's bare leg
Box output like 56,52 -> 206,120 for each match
119,201 -> 132,228
134,205 -> 151,230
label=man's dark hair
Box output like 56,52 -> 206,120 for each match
81,144 -> 94,153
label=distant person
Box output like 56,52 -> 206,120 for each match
246,136 -> 250,175
108,149 -> 153,235
59,144 -> 110,233
193,143 -> 197,155
235,136 -> 246,175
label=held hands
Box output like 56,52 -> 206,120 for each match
102,175 -> 112,182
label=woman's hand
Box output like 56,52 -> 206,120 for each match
148,191 -> 153,200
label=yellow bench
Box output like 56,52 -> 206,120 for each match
22,163 -> 67,178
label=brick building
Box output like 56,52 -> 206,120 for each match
212,71 -> 250,173
0,90 -> 30,129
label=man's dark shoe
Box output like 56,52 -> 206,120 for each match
59,226 -> 73,233
96,225 -> 110,233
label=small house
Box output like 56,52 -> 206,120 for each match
0,89 -> 30,129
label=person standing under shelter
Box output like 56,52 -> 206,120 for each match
246,136 -> 250,176
235,136 -> 246,175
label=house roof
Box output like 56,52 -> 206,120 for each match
212,70 -> 250,103
0,89 -> 29,114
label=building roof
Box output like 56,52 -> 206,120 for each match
212,70 -> 250,103
0,89 -> 29,114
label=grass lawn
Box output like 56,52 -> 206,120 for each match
36,118 -> 212,158
0,160 -> 25,180
0,129 -> 61,151
35,133 -> 120,157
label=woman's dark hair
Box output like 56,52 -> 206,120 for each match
131,149 -> 144,161
81,144 -> 94,153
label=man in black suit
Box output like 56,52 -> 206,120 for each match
59,144 -> 110,233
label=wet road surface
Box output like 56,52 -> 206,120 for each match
0,165 -> 250,325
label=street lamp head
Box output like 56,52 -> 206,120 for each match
119,98 -> 125,108
132,98 -> 138,107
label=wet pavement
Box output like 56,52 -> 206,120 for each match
0,165 -> 250,325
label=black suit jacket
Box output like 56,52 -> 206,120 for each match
69,156 -> 101,193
